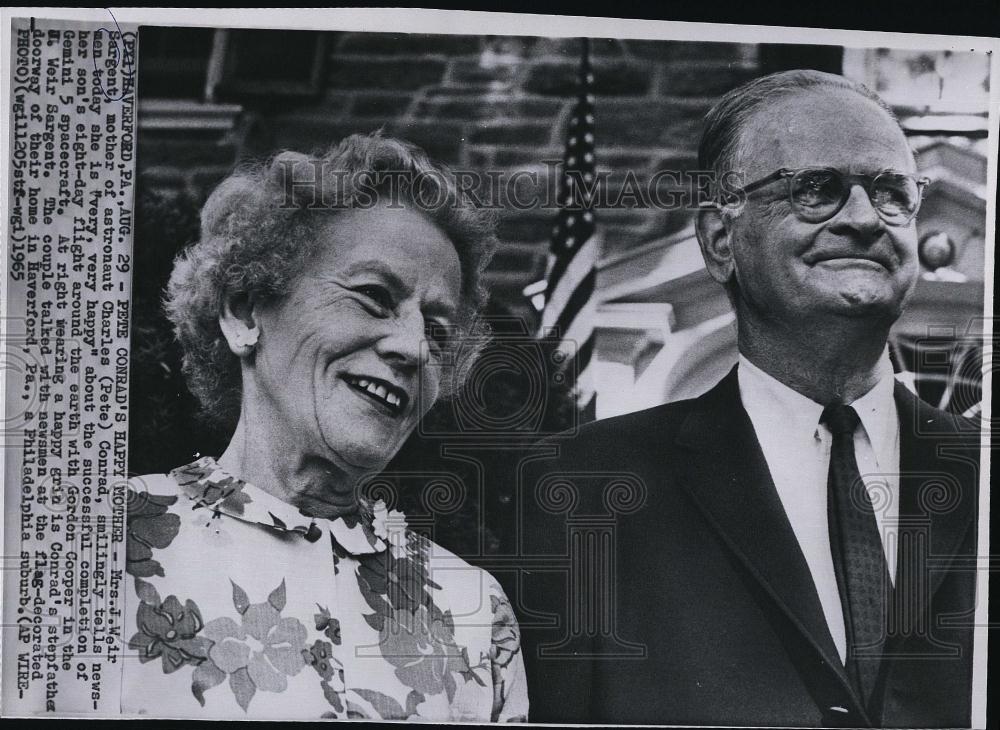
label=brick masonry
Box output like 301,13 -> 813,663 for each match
137,31 -> 761,320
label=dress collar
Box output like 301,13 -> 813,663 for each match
168,456 -> 398,556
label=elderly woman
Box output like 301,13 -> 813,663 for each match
123,133 -> 527,721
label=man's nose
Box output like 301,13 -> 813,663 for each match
830,182 -> 885,238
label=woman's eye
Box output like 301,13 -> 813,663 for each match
357,285 -> 393,311
424,320 -> 452,353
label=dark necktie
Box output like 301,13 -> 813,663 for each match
822,403 -> 891,712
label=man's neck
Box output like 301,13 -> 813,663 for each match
737,313 -> 891,405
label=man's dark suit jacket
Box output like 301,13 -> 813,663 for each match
516,367 -> 979,727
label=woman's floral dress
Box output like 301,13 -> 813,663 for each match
121,457 -> 528,721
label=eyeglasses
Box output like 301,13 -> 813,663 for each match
729,167 -> 931,226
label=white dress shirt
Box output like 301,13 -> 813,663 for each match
737,354 -> 900,664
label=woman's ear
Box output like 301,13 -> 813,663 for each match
695,204 -> 737,286
219,293 -> 260,359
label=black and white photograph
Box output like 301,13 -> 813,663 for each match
1,6 -> 996,726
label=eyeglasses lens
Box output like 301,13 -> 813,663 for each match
790,169 -> 919,224
871,173 -> 919,224
790,170 -> 844,221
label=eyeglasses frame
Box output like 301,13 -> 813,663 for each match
726,167 -> 931,226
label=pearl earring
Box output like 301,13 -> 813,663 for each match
234,329 -> 259,352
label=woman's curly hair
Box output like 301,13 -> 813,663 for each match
165,131 -> 498,431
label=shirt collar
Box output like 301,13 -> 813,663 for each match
843,353 -> 898,468
738,354 -> 825,444
169,456 -> 396,556
738,351 -> 897,458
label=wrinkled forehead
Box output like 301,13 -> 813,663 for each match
736,88 -> 916,179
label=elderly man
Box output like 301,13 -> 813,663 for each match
519,70 -> 980,727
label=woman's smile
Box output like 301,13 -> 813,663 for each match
341,373 -> 409,417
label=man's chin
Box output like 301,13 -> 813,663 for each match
827,287 -> 904,318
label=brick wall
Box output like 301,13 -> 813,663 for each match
137,31 -> 761,319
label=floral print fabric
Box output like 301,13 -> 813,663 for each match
121,457 -> 527,721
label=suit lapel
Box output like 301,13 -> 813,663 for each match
874,384 -> 979,725
891,383 -> 978,635
674,368 -> 869,720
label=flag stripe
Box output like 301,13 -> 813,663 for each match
567,333 -> 595,375
558,298 -> 597,363
553,269 -> 595,344
569,341 -> 596,415
540,234 -> 600,331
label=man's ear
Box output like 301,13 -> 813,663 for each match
695,204 -> 736,286
219,293 -> 260,358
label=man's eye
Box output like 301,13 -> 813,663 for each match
356,285 -> 393,311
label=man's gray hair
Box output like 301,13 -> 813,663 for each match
698,69 -> 900,194
696,69 -> 901,307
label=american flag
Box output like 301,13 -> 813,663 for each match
537,38 -> 600,412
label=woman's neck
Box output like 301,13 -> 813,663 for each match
217,411 -> 362,520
